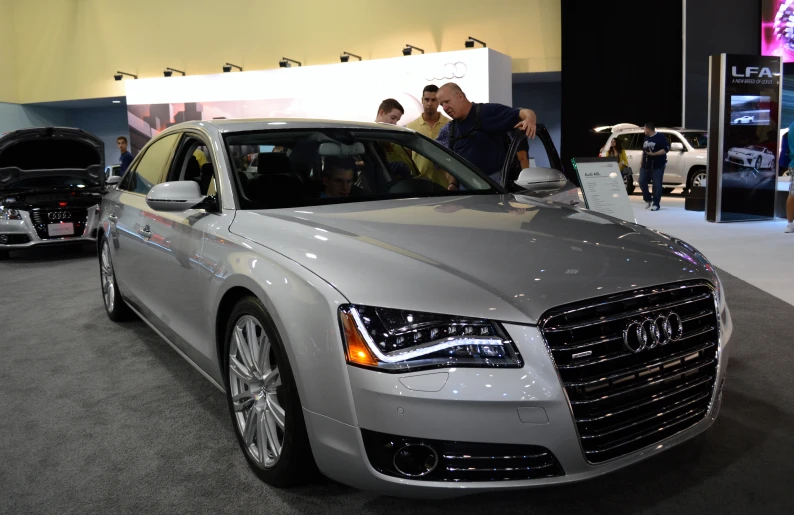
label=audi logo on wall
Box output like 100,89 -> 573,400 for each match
48,211 -> 72,221
622,312 -> 684,353
423,62 -> 468,81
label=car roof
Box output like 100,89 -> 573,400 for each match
610,127 -> 705,135
163,118 -> 416,134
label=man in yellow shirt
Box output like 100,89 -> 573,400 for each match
405,85 -> 451,187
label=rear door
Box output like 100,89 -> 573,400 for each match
662,132 -> 685,184
110,132 -> 180,304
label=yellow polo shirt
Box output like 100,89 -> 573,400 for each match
406,114 -> 451,187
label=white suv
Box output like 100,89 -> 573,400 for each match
600,124 -> 708,192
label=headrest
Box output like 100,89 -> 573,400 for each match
257,152 -> 292,175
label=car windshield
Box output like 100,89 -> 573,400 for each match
747,145 -> 765,151
224,129 -> 500,210
679,131 -> 708,149
0,175 -> 100,191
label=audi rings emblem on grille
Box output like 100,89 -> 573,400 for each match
623,312 -> 684,353
48,211 -> 71,221
423,62 -> 468,81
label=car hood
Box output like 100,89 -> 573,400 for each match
728,148 -> 756,155
0,127 -> 104,189
230,195 -> 715,324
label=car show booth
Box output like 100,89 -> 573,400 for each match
123,48 -> 513,154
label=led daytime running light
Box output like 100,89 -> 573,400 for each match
348,307 -> 504,363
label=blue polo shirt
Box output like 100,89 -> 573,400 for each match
119,151 -> 133,174
642,132 -> 670,169
437,103 -> 521,176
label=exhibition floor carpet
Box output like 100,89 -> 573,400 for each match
627,193 -> 794,307
1,246 -> 793,515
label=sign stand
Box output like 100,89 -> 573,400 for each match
572,157 -> 636,223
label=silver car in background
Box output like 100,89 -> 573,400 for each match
98,119 -> 732,498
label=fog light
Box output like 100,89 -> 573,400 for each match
392,444 -> 438,477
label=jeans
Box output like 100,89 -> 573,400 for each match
639,166 -> 665,207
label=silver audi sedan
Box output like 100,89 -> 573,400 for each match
97,119 -> 732,498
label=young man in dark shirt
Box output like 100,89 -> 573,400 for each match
435,83 -> 537,187
639,122 -> 670,211
117,136 -> 133,175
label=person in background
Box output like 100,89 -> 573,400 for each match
320,156 -> 355,198
639,122 -> 670,211
786,121 -> 794,233
117,136 -> 133,175
605,137 -> 629,171
435,82 -> 537,187
374,98 -> 404,125
406,85 -> 451,187
374,98 -> 418,179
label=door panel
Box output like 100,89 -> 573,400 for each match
111,132 -> 180,303
133,132 -> 222,369
663,133 -> 684,184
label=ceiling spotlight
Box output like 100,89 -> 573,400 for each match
340,52 -> 362,63
163,67 -> 185,77
223,62 -> 243,73
114,71 -> 138,81
402,44 -> 425,56
465,37 -> 487,48
279,57 -> 302,68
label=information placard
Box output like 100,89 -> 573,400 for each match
573,157 -> 636,223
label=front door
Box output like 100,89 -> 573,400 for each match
662,132 -> 685,185
134,133 -> 221,370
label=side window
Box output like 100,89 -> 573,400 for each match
119,133 -> 179,195
168,134 -> 218,200
666,133 -> 683,147
616,133 -> 637,151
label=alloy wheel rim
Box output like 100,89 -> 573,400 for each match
693,173 -> 706,187
228,315 -> 285,469
100,242 -> 115,312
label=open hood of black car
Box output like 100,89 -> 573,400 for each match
0,127 -> 105,189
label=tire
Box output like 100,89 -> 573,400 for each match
223,296 -> 315,487
622,172 -> 635,195
99,238 -> 134,321
687,167 -> 707,191
755,157 -> 762,169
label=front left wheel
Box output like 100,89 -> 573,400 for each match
223,297 -> 315,487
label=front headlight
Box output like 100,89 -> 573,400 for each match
0,207 -> 21,220
339,305 -> 522,372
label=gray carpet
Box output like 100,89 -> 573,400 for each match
1,244 -> 793,515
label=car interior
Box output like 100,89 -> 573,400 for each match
224,130 -> 495,210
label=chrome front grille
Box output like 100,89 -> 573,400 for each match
540,281 -> 719,464
29,209 -> 87,240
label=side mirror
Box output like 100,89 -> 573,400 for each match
671,142 -> 685,152
106,175 -> 121,186
146,181 -> 206,212
514,167 -> 568,191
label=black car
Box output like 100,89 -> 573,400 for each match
0,127 -> 105,259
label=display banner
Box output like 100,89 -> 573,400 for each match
573,157 -> 636,223
707,54 -> 782,222
124,48 -> 512,154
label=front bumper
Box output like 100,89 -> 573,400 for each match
304,307 -> 732,499
0,207 -> 100,250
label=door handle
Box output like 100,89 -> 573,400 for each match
140,226 -> 152,239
